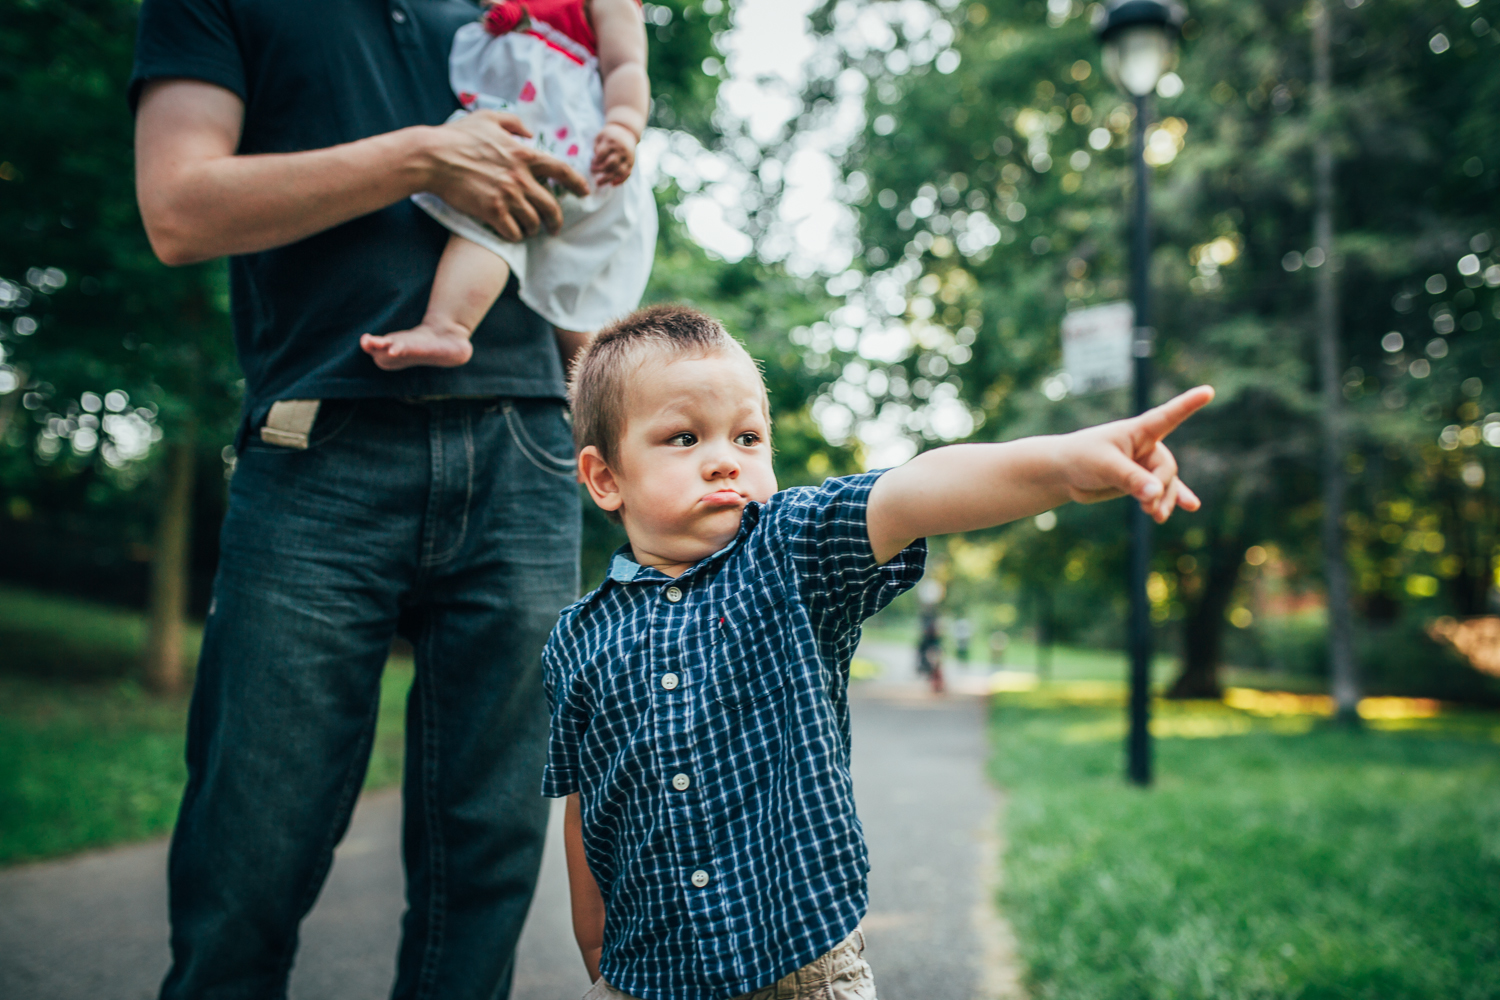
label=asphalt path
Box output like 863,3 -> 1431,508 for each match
0,641 -> 1020,1000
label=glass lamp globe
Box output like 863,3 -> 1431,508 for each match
1094,0 -> 1185,97
1102,25 -> 1177,96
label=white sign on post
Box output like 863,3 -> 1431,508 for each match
1061,301 -> 1135,396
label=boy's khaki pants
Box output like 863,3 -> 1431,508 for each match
583,928 -> 875,1000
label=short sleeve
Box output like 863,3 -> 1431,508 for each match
761,471 -> 927,630
129,0 -> 247,114
539,628 -> 583,798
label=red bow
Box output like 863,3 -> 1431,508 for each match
484,0 -> 526,35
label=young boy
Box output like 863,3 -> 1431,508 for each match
544,305 -> 1213,1000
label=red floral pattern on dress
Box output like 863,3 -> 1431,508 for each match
556,126 -> 569,139
458,91 -> 478,108
518,80 -> 537,102
483,0 -> 526,35
568,144 -> 579,156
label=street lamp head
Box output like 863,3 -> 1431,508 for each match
1094,0 -> 1185,97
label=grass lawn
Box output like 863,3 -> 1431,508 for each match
991,686 -> 1500,999
0,586 -> 413,866
863,619 -> 1328,693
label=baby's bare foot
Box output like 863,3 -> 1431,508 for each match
361,324 -> 475,371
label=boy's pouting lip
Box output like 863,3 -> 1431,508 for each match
545,306 -> 1212,1000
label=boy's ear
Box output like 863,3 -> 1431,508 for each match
578,445 -> 624,514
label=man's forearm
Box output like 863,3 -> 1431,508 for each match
136,81 -> 439,265
146,132 -> 436,264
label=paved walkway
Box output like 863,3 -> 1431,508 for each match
0,641 -> 1022,1000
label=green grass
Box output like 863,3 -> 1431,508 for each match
0,587 -> 413,866
862,621 -> 1180,685
991,687 -> 1500,999
862,620 -> 1326,692
0,583 -> 204,682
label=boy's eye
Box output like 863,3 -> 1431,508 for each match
736,432 -> 762,447
668,432 -> 697,447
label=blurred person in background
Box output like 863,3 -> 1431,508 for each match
952,615 -> 972,663
917,607 -> 944,694
129,1 -> 590,997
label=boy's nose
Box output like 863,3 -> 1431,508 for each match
704,448 -> 740,480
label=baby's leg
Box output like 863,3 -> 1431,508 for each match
361,235 -> 510,370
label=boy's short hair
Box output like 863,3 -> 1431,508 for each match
570,304 -> 764,466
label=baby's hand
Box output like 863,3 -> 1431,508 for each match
1056,385 -> 1214,523
592,123 -> 637,187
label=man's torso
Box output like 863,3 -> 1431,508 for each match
130,0 -> 567,426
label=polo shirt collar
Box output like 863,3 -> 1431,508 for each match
606,502 -> 765,585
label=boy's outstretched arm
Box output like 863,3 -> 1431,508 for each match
867,386 -> 1215,564
564,793 -> 606,982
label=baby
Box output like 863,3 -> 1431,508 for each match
542,305 -> 1214,1000
361,0 -> 655,372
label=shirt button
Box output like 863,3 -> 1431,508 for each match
690,869 -> 710,888
671,773 -> 691,791
391,8 -> 407,22
661,672 -> 680,690
665,585 -> 683,603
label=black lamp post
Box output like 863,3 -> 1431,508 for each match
1095,0 -> 1183,788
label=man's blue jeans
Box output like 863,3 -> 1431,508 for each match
159,398 -> 581,1000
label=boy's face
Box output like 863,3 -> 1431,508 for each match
579,348 -> 777,576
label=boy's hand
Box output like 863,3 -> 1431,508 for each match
1055,385 -> 1214,523
866,385 -> 1215,564
591,123 -> 637,186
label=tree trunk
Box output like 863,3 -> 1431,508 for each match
1035,588 -> 1053,682
1167,545 -> 1241,699
1313,0 -> 1360,723
142,435 -> 195,695
0,366 -> 24,441
1443,491 -> 1492,616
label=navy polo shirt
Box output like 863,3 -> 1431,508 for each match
129,0 -> 567,433
541,472 -> 927,1000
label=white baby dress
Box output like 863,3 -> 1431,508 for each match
412,0 -> 657,332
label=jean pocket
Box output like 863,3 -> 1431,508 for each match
711,587 -> 792,709
503,400 -> 577,478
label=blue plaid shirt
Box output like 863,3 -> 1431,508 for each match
541,472 -> 926,1000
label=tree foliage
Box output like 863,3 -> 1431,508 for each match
810,0 -> 1500,697
0,0 -> 841,635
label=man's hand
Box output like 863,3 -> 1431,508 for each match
591,123 -> 637,187
1054,385 -> 1214,523
866,385 -> 1215,564
424,111 -> 590,241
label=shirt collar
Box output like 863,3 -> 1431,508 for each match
606,502 -> 765,585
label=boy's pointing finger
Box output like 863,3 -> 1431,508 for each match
1136,385 -> 1215,441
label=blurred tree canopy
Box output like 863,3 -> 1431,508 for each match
0,0 -> 847,678
7,0 -> 1500,702
806,0 -> 1500,698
